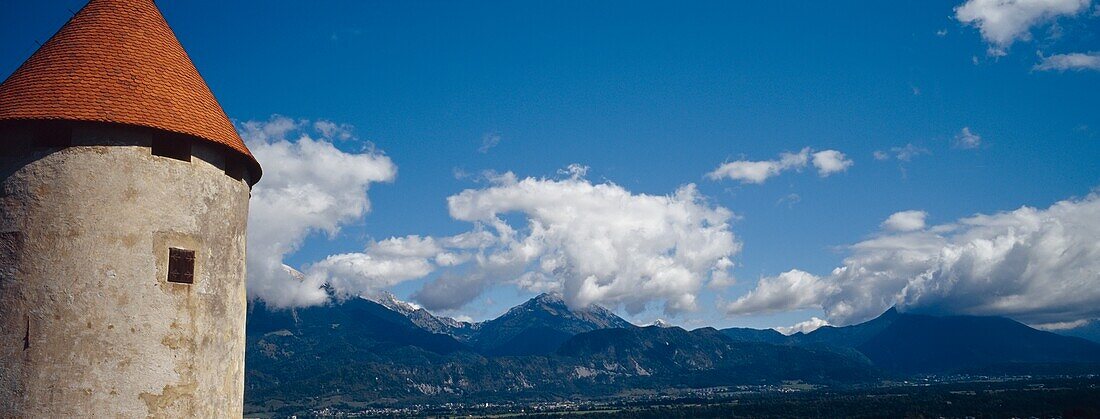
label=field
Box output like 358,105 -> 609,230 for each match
263,376 -> 1100,418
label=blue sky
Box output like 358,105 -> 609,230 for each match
3,1 -> 1099,330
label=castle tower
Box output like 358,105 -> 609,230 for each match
0,0 -> 260,416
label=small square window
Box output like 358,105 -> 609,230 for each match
167,247 -> 195,284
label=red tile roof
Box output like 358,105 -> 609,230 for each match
0,0 -> 260,182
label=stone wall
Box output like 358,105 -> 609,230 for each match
0,122 -> 250,417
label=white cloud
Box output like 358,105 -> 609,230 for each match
882,210 -> 928,232
955,0 -> 1091,55
708,257 -> 738,289
301,229 -> 499,306
775,317 -> 831,335
275,165 -> 741,314
306,235 -> 441,299
896,144 -> 930,161
414,271 -> 492,311
240,116 -> 397,309
312,120 -> 353,141
1034,51 -> 1100,71
1033,319 -> 1092,330
811,150 -> 854,177
439,171 -> 742,314
726,192 -> 1100,327
452,314 -> 476,323
955,127 -> 983,149
873,143 -> 930,162
707,148 -> 851,184
478,132 -> 502,153
557,163 -> 589,179
370,235 -> 445,258
724,270 -> 835,315
707,148 -> 808,184
775,193 -> 801,208
308,251 -> 435,296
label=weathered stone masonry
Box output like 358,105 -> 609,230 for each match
0,124 -> 251,416
0,0 -> 261,416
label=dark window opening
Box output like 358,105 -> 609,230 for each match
152,133 -> 191,162
167,247 -> 195,284
33,124 -> 71,148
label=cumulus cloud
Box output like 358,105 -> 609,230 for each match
811,150 -> 855,177
707,148 -> 808,184
707,148 -> 851,184
413,271 -> 492,312
882,210 -> 928,232
955,127 -> 983,149
240,116 -> 397,308
725,270 -> 835,315
309,167 -> 742,314
1034,51 -> 1100,71
955,0 -> 1091,55
725,192 -> 1100,327
301,229 -> 497,306
441,171 -> 742,314
775,317 -> 831,335
307,236 -> 441,298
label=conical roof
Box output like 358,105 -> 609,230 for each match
0,0 -> 260,181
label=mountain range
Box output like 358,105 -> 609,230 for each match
469,292 -> 634,356
722,307 -> 1100,374
372,291 -> 481,340
244,292 -> 1100,414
